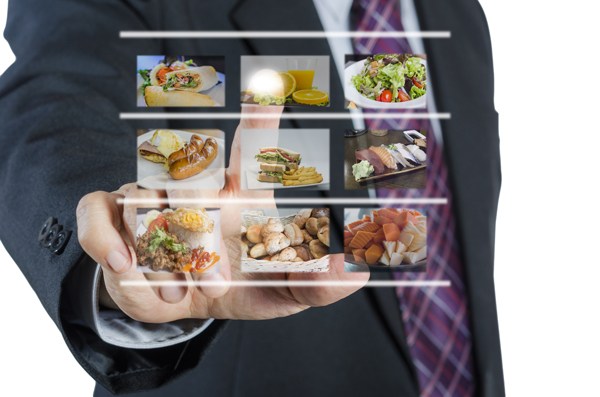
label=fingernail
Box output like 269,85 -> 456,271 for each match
106,250 -> 130,273
159,286 -> 187,303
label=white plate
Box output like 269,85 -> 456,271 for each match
137,130 -> 225,190
244,160 -> 330,190
137,72 -> 226,107
344,58 -> 427,109
135,209 -> 221,274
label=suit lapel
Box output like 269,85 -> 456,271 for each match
415,0 -> 505,394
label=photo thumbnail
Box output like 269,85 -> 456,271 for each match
345,129 -> 427,190
241,208 -> 330,273
135,208 -> 221,274
137,55 -> 225,107
240,129 -> 330,190
344,208 -> 427,272
344,53 -> 427,109
137,129 -> 225,190
241,56 -> 330,107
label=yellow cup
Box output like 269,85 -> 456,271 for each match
287,70 -> 315,90
287,58 -> 318,90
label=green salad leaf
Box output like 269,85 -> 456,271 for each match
260,171 -> 283,182
163,74 -> 198,91
148,228 -> 188,253
255,152 -> 283,163
379,63 -> 405,99
405,57 -> 426,81
138,69 -> 152,95
410,85 -> 426,99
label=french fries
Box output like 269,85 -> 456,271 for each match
281,166 -> 323,186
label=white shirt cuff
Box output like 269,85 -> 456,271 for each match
91,265 -> 214,349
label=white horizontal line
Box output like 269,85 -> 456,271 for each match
120,280 -> 451,288
120,31 -> 451,39
120,112 -> 451,120
118,197 -> 448,206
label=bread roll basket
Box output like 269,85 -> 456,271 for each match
241,212 -> 330,273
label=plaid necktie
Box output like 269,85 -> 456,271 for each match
352,1 -> 476,395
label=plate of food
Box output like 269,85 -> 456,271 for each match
345,54 -> 427,109
241,208 -> 330,272
135,208 -> 221,273
352,138 -> 427,183
137,129 -> 225,190
245,146 -> 329,190
344,208 -> 427,270
137,58 -> 225,107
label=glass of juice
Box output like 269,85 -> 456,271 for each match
287,58 -> 317,90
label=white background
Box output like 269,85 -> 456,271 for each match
1,0 -> 599,395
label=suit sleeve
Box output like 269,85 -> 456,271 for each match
0,0 -> 225,394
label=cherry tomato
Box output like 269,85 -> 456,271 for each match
379,90 -> 393,103
148,215 -> 168,233
397,90 -> 411,102
412,77 -> 424,89
376,94 -> 382,102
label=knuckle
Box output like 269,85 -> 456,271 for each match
76,191 -> 104,219
76,191 -> 107,247
307,287 -> 336,307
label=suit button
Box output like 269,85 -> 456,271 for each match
39,217 -> 71,255
41,223 -> 63,249
38,217 -> 57,243
50,230 -> 71,255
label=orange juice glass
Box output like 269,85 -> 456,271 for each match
287,58 -> 317,90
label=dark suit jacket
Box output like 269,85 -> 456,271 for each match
0,0 -> 502,396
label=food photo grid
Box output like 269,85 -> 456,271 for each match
137,55 -> 226,107
240,129 -> 330,191
132,205 -> 427,274
137,129 -> 225,190
132,52 -> 435,274
240,55 -> 330,107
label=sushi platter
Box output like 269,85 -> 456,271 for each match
350,130 -> 428,183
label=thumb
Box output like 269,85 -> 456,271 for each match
76,191 -> 131,273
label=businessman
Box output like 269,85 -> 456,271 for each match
0,0 -> 502,396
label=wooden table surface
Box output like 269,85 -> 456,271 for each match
344,130 -> 426,190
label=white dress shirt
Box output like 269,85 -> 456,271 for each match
93,0 -> 443,349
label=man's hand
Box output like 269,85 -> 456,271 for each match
76,105 -> 369,324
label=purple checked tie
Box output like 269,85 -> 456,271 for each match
352,0 -> 476,395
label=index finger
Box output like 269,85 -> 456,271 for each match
228,104 -> 284,177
